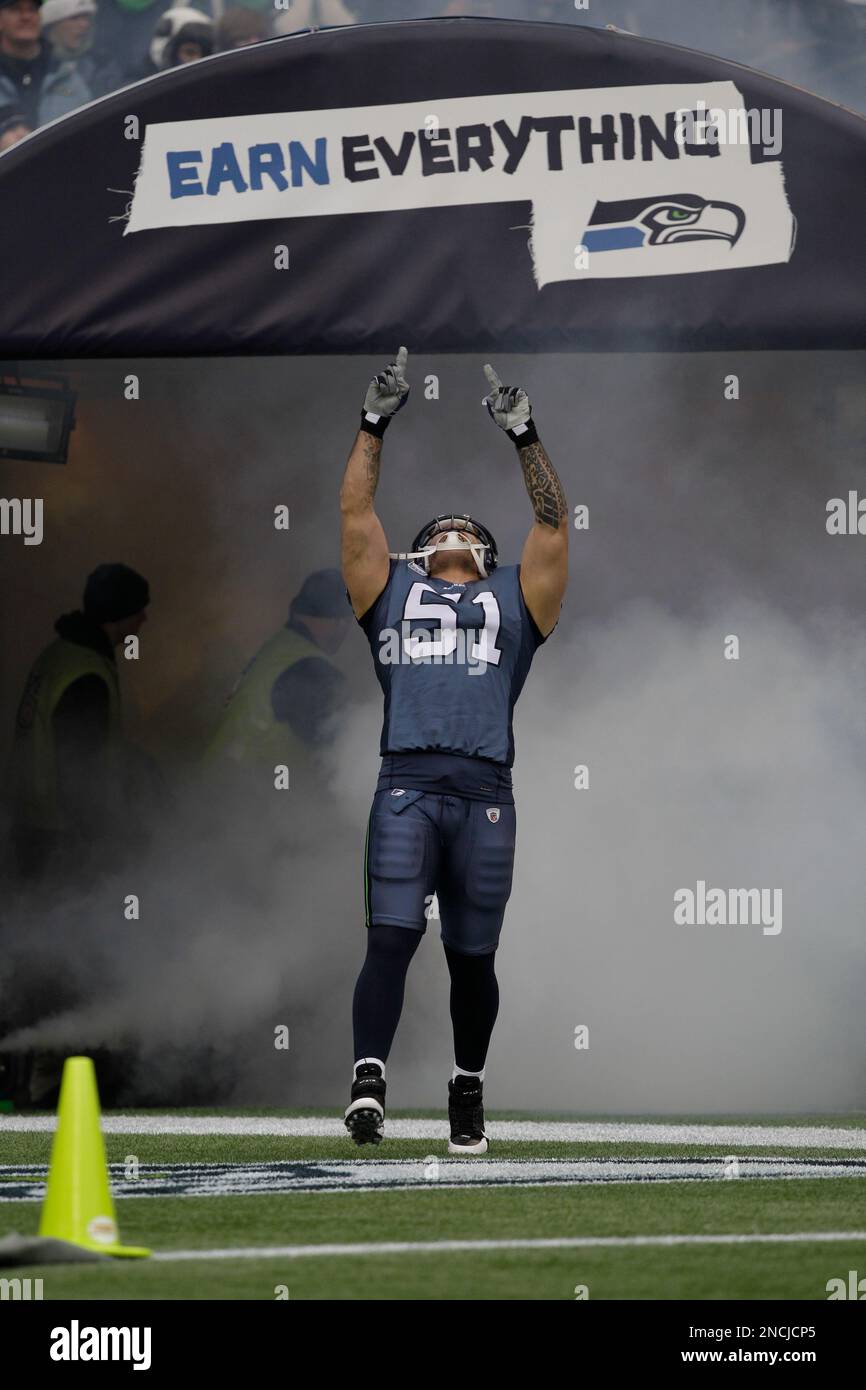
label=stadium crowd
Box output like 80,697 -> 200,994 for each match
0,0 -> 864,149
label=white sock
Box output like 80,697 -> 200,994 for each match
354,1057 -> 386,1080
452,1064 -> 484,1082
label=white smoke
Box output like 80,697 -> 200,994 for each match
2,349 -> 865,1116
322,597 -> 866,1112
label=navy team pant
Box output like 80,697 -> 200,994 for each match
363,787 -> 517,955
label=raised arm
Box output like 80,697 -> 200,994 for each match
516,437 -> 568,637
340,347 -> 410,619
482,365 -> 567,637
341,431 -> 389,619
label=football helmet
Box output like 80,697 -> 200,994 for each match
390,515 -> 498,578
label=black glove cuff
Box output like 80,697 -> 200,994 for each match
360,410 -> 391,438
507,417 -> 539,448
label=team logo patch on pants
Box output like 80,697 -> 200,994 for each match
486,807 -> 500,823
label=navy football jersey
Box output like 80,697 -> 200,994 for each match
358,559 -> 546,767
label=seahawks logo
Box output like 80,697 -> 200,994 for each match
582,193 -> 745,252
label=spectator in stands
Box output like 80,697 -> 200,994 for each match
163,8 -> 210,62
215,5 -> 269,51
0,0 -> 91,125
94,0 -> 189,85
441,0 -> 497,13
41,0 -> 122,96
0,100 -> 29,145
126,3 -> 211,79
346,0 -> 416,19
272,0 -> 358,36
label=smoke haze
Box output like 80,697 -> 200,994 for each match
1,349 -> 865,1112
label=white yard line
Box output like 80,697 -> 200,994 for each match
2,1116 -> 865,1147
152,1231 -> 866,1262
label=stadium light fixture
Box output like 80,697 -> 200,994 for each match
0,367 -> 76,465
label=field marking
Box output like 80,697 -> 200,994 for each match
2,1155 -> 865,1202
152,1232 -> 866,1262
3,1116 -> 866,1148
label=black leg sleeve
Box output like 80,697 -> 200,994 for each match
444,944 -> 500,1073
352,925 -> 422,1063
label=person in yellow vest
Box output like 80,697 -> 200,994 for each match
2,563 -> 149,1108
7,562 -> 150,881
204,568 -> 350,789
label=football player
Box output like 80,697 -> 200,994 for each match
340,347 -> 567,1153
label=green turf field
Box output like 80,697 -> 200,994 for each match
1,1111 -> 864,1300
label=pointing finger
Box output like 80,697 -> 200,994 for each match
483,363 -> 503,391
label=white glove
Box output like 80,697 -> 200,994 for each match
481,363 -> 538,446
361,346 -> 410,437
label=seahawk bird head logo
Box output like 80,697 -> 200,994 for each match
582,193 -> 745,252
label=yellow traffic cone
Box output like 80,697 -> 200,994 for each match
39,1056 -> 150,1258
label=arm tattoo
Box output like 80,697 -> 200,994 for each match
518,440 -> 567,528
361,432 -> 382,503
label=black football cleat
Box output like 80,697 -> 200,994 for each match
448,1075 -> 489,1155
344,1063 -> 386,1145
